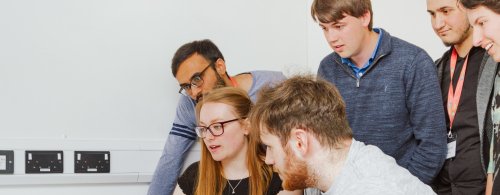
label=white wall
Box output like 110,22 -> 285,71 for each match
0,0 -> 446,194
0,0 -> 308,141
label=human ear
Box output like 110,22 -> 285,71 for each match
289,128 -> 309,157
361,11 -> 372,28
241,118 -> 250,135
214,58 -> 227,75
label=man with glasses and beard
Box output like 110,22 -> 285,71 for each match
251,75 -> 435,195
426,0 -> 496,194
147,39 -> 286,195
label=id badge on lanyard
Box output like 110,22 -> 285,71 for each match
446,131 -> 457,159
446,48 -> 468,159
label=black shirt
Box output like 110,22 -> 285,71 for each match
433,46 -> 486,195
177,162 -> 284,195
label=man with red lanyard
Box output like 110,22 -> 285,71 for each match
427,0 -> 496,194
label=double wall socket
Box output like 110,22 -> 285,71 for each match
25,151 -> 63,173
75,151 -> 110,173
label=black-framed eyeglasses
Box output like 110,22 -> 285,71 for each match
195,118 -> 245,138
178,63 -> 213,96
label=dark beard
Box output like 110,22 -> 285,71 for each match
443,25 -> 471,47
213,72 -> 227,89
280,147 -> 314,191
195,73 -> 227,103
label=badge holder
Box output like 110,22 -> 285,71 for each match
446,131 -> 457,159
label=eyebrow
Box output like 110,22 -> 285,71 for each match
319,21 -> 343,27
427,6 -> 453,13
333,20 -> 345,25
199,118 -> 225,126
439,6 -> 452,11
178,79 -> 192,87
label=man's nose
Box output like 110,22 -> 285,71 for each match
190,86 -> 203,101
433,14 -> 446,31
264,152 -> 274,165
325,29 -> 339,43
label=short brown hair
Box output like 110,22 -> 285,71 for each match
460,0 -> 500,14
311,0 -> 373,30
250,75 -> 352,149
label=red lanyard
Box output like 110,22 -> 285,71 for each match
230,76 -> 238,87
447,48 -> 469,133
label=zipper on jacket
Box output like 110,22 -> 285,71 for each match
333,53 -> 387,89
355,54 -> 387,88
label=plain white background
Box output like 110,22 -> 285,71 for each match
0,0 -> 445,194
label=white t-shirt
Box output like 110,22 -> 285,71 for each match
322,139 -> 436,195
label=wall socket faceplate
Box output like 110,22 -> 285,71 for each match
0,150 -> 14,174
25,151 -> 63,173
75,151 -> 110,173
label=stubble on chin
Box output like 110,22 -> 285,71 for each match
280,148 -> 314,191
442,25 -> 472,47
195,74 -> 227,103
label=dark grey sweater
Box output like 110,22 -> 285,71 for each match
317,28 -> 447,184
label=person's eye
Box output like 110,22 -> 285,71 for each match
192,75 -> 202,82
190,75 -> 203,86
212,124 -> 223,131
181,84 -> 191,90
334,24 -> 344,30
479,20 -> 486,26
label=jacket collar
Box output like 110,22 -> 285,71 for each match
332,28 -> 392,65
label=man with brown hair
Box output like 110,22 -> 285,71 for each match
426,0 -> 496,194
311,0 -> 447,184
251,75 -> 435,195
